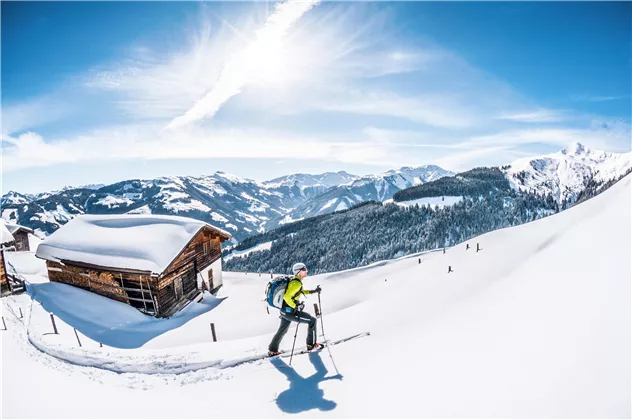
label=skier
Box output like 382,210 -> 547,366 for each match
268,262 -> 323,356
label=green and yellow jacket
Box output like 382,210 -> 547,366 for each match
281,276 -> 313,311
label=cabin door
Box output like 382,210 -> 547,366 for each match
207,269 -> 214,291
174,276 -> 183,300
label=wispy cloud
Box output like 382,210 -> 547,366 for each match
318,90 -> 478,129
1,124 -> 406,173
1,96 -> 73,136
497,108 -> 568,123
165,0 -> 321,130
572,94 -> 630,102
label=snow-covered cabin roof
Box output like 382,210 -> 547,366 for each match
35,214 -> 231,274
0,220 -> 15,245
5,222 -> 34,235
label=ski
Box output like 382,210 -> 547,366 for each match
222,332 -> 370,369
269,331 -> 370,359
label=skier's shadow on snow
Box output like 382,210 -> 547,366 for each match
270,352 -> 343,413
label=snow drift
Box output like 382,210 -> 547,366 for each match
2,175 -> 630,418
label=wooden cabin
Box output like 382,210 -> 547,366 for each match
35,214 -> 232,317
0,221 -> 16,296
5,223 -> 34,251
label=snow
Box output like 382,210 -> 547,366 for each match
2,174 -> 630,418
1,219 -> 15,244
320,198 -> 338,212
333,201 -> 348,212
224,223 -> 238,231
2,208 -> 18,221
28,233 -> 42,250
235,211 -> 259,224
35,214 -> 230,273
224,241 -> 273,262
278,214 -> 305,225
127,205 -> 151,215
210,212 -> 229,223
163,199 -> 212,213
394,195 -> 464,209
95,195 -> 134,208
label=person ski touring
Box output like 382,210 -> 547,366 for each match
268,262 -> 323,357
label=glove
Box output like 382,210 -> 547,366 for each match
313,285 -> 322,294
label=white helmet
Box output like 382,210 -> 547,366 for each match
292,262 -> 307,275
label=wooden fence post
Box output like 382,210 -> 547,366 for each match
74,328 -> 82,347
210,322 -> 217,342
448,266 -> 453,274
50,313 -> 58,334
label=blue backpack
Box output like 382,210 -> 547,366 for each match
265,275 -> 293,310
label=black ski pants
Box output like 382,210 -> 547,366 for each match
268,310 -> 317,352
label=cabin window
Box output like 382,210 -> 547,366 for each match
203,242 -> 210,255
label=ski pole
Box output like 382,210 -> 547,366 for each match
288,317 -> 300,366
317,292 -> 340,375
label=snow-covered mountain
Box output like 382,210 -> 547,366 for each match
1,191 -> 35,207
1,167 -> 451,240
282,165 -> 454,222
1,173 -> 291,241
503,141 -> 631,203
263,171 -> 358,189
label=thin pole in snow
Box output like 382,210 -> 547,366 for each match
50,313 -> 58,334
74,328 -> 82,347
19,307 -> 23,319
1,317 -> 6,331
210,323 -> 217,342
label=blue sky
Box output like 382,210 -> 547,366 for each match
2,1 -> 630,194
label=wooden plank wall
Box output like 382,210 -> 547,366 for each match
46,261 -> 158,314
164,228 -> 222,277
0,251 -> 6,287
14,232 -> 30,252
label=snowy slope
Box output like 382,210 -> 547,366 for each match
503,141 -> 631,203
2,174 -> 629,418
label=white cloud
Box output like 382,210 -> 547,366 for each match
572,94 -> 630,102
1,96 -> 72,135
497,108 -> 568,123
319,90 -> 478,129
0,123 -> 404,172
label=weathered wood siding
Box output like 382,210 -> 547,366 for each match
46,261 -> 159,315
13,231 -> 30,252
0,251 -> 7,289
164,227 -> 223,276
